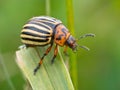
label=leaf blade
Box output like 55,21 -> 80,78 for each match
16,47 -> 74,90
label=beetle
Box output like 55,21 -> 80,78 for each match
20,16 -> 95,74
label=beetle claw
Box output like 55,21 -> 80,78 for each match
34,64 -> 40,75
18,44 -> 27,49
51,59 -> 54,64
51,56 -> 56,64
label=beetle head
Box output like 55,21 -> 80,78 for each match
66,35 -> 77,52
66,33 -> 95,51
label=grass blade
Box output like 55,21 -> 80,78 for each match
0,54 -> 15,90
45,0 -> 50,15
16,47 -> 74,90
66,0 -> 78,89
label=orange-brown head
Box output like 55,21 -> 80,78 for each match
65,35 -> 77,51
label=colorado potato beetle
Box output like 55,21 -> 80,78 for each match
20,16 -> 95,74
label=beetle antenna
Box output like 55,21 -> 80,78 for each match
78,45 -> 90,51
78,33 -> 95,40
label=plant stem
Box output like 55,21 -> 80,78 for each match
46,0 -> 50,16
66,0 -> 78,89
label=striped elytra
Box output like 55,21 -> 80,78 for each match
21,16 -> 62,46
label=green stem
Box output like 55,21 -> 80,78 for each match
66,0 -> 78,89
45,0 -> 50,15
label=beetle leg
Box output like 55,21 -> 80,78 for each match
51,44 -> 58,64
34,43 -> 53,75
63,45 -> 69,56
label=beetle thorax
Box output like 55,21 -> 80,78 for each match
54,24 -> 70,46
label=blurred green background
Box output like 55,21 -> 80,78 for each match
0,0 -> 120,90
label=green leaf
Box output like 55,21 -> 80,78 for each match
16,46 -> 74,90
